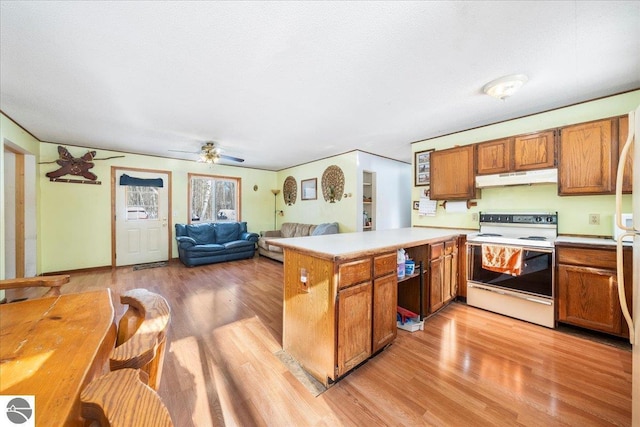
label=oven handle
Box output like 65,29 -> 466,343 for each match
466,241 -> 554,253
468,283 -> 553,306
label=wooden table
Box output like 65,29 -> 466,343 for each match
0,289 -> 117,426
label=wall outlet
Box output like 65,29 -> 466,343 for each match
589,213 -> 600,225
471,213 -> 479,222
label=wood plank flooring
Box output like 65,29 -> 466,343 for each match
38,256 -> 631,426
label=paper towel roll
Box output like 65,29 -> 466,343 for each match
445,201 -> 467,213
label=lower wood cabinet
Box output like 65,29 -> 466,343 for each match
337,281 -> 372,376
556,244 -> 632,338
428,239 -> 458,314
372,271 -> 398,352
283,249 -> 397,386
397,238 -> 459,317
456,235 -> 467,299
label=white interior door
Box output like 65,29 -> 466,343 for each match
115,170 -> 169,266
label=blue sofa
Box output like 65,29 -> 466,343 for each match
175,221 -> 259,267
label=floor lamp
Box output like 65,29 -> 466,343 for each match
271,189 -> 280,229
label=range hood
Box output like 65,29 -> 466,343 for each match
475,168 -> 558,188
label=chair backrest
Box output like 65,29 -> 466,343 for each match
80,368 -> 173,427
109,288 -> 170,390
0,275 -> 70,302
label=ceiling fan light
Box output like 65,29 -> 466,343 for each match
483,74 -> 528,100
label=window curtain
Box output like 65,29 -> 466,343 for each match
119,174 -> 163,188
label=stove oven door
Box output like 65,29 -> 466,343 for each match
467,242 -> 554,298
466,242 -> 556,328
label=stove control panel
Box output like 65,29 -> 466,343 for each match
479,213 -> 557,225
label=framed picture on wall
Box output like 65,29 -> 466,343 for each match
415,149 -> 433,186
301,178 -> 317,200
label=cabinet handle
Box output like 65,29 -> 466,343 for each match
468,283 -> 552,306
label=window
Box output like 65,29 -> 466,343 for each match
189,173 -> 241,223
125,186 -> 158,220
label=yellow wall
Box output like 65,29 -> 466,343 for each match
412,90 -> 640,236
36,142 -> 277,272
274,152 -> 359,232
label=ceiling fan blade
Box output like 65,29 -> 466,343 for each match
168,149 -> 199,154
220,154 -> 245,163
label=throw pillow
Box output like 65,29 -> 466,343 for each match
311,222 -> 339,236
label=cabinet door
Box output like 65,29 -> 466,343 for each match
430,145 -> 476,200
557,264 -> 622,335
444,240 -> 458,303
372,273 -> 397,353
513,130 -> 556,171
619,115 -> 633,193
558,119 -> 615,195
337,281 -> 372,377
428,256 -> 444,313
476,138 -> 511,175
456,235 -> 467,298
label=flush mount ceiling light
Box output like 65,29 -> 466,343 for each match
483,74 -> 528,100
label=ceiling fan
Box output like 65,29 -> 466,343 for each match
170,141 -> 244,164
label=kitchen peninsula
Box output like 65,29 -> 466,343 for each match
268,227 -> 469,387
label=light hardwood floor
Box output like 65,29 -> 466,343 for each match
42,257 -> 632,426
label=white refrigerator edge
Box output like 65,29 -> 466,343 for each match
615,105 -> 640,426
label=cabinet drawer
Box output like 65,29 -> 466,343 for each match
444,240 -> 456,255
339,258 -> 372,289
557,247 -> 616,269
374,253 -> 396,278
430,243 -> 444,259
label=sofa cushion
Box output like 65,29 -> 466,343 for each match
186,223 -> 216,245
268,244 -> 283,253
214,222 -> 242,244
188,243 -> 225,253
311,222 -> 339,236
281,222 -> 316,238
257,237 -> 274,251
223,240 -> 255,250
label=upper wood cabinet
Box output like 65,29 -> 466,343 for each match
476,138 -> 512,175
430,145 -> 476,200
558,118 -> 616,195
513,130 -> 556,171
476,131 -> 556,175
619,115 -> 633,193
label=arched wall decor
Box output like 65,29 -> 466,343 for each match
321,165 -> 345,203
283,176 -> 297,205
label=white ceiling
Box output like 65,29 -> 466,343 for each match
1,1 -> 639,171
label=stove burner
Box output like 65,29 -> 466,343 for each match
519,236 -> 547,241
477,233 -> 502,237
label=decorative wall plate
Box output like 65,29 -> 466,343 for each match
321,165 -> 344,203
283,176 -> 297,205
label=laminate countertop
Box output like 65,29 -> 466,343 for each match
266,227 -> 471,261
555,235 -> 633,248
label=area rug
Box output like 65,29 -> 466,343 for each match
132,261 -> 168,271
274,350 -> 327,397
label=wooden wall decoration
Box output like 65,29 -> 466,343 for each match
321,165 -> 344,203
283,176 -> 297,206
40,146 -> 124,184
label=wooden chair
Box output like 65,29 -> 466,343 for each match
109,288 -> 171,390
80,368 -> 173,427
0,275 -> 70,303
